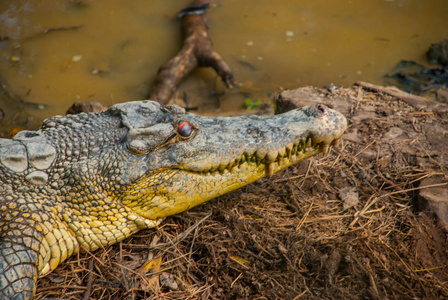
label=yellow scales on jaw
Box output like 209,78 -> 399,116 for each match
0,100 -> 347,299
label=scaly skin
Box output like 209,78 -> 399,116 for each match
0,100 -> 346,299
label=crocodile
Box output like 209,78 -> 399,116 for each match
0,100 -> 347,299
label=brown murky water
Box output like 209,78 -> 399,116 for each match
1,0 -> 447,124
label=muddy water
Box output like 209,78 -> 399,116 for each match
0,0 -> 447,123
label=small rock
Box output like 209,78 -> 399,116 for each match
160,272 -> 178,291
339,186 -> 359,210
383,127 -> 405,140
72,55 -> 82,62
418,177 -> 448,232
356,168 -> 370,181
427,39 -> 448,66
275,86 -> 351,115
358,149 -> 376,162
343,130 -> 362,143
436,86 -> 448,103
351,110 -> 378,122
278,243 -> 288,254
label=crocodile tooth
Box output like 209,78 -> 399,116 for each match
291,154 -> 297,163
277,147 -> 286,158
219,163 -> 227,172
267,162 -> 275,176
266,151 -> 277,163
306,138 -> 312,148
256,149 -> 267,161
240,154 -> 246,163
211,162 -> 220,171
321,144 -> 330,155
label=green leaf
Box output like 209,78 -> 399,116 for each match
244,98 -> 261,110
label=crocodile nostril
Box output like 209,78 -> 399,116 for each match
314,104 -> 329,118
317,104 -> 326,113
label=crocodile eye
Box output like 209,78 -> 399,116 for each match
177,121 -> 192,137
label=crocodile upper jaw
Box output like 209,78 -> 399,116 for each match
117,102 -> 347,219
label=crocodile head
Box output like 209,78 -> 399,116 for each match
108,101 -> 347,219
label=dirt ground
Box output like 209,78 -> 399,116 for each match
2,83 -> 448,299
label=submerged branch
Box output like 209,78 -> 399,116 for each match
149,0 -> 235,104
